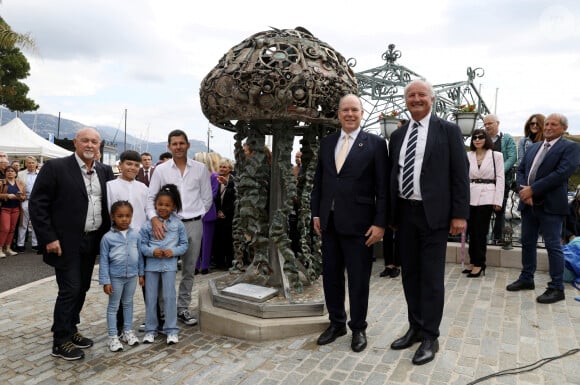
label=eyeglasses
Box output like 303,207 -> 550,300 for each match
529,122 -> 539,126
472,134 -> 486,140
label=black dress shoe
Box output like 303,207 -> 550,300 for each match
201,269 -> 209,275
506,279 -> 535,291
391,328 -> 422,350
536,288 -> 565,304
389,267 -> 401,278
317,325 -> 347,345
412,339 -> 439,365
351,330 -> 367,352
380,267 -> 393,277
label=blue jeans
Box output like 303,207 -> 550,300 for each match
107,276 -> 138,337
520,205 -> 565,290
145,271 -> 178,335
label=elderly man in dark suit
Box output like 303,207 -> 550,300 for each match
30,127 -> 115,361
311,94 -> 388,353
388,79 -> 470,365
507,113 -> 580,303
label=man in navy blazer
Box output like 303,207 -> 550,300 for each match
30,128 -> 115,360
388,79 -> 469,365
507,113 -> 580,303
311,94 -> 388,353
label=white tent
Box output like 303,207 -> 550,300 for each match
0,117 -> 72,160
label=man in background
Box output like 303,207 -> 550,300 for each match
16,156 -> 39,252
136,152 -> 154,186
508,113 -> 580,303
483,114 -> 517,244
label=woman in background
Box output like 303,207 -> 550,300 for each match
517,114 -> 544,166
464,129 -> 504,278
194,152 -> 220,274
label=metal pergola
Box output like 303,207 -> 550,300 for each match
349,43 -> 492,134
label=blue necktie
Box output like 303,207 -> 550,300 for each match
401,122 -> 420,198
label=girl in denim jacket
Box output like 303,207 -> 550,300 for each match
99,200 -> 142,352
139,184 -> 188,345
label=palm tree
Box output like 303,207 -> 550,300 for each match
0,7 -> 35,51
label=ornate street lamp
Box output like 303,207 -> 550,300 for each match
453,110 -> 479,137
379,116 -> 399,139
452,103 -> 480,137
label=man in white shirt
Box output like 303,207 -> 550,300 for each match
16,156 -> 39,252
147,129 -> 213,326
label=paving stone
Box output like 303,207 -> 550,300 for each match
0,263 -> 578,385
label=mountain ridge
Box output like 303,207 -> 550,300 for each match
0,109 -> 207,161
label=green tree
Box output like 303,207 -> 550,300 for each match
0,16 -> 38,112
0,46 -> 38,111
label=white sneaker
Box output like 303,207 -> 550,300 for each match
142,333 -> 155,344
108,336 -> 123,352
166,334 -> 178,345
4,247 -> 17,256
121,330 -> 139,346
0,250 -> 6,258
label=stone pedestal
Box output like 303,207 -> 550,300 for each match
198,285 -> 328,342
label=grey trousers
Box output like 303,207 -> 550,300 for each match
177,219 -> 203,312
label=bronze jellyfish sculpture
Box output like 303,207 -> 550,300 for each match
200,27 -> 357,297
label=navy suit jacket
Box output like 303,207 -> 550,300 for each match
311,129 -> 388,236
388,115 -> 470,229
516,138 -> 579,215
30,154 -> 115,268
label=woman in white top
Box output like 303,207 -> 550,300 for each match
464,129 -> 505,277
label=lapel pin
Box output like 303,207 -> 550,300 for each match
358,143 -> 363,147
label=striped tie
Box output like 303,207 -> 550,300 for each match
401,122 -> 420,198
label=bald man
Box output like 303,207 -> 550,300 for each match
30,128 -> 115,360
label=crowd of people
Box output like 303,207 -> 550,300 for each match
1,82 -> 579,366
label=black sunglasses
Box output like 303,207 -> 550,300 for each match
472,134 -> 486,140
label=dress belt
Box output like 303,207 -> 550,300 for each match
182,215 -> 202,222
399,198 -> 423,207
471,179 -> 495,184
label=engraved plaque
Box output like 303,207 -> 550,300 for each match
222,283 -> 278,303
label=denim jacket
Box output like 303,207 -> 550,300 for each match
139,213 -> 188,273
99,227 -> 141,285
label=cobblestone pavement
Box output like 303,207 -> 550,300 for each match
1,262 -> 579,385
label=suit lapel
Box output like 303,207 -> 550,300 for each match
66,155 -> 88,199
422,115 -> 439,167
337,130 -> 370,174
327,132 -> 340,175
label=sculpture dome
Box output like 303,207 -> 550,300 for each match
200,27 -> 358,132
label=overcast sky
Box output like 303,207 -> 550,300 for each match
3,0 -> 579,159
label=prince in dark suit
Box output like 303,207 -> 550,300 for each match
388,80 -> 469,365
311,94 -> 388,353
507,113 -> 580,303
30,128 -> 115,360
